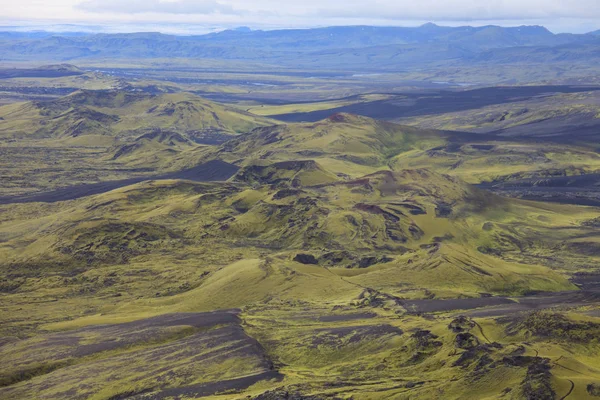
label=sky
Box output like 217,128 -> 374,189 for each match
1,0 -> 599,34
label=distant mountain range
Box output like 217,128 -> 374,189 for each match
1,24 -> 600,71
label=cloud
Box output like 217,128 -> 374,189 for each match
77,0 -> 237,15
75,0 -> 600,20
252,0 -> 600,21
3,0 -> 600,33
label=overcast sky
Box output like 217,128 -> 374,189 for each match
1,0 -> 599,34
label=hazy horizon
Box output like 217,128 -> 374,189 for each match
1,0 -> 599,35
0,21 -> 599,36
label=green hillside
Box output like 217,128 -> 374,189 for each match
0,90 -> 275,196
2,158 -> 600,398
209,113 -> 446,177
0,90 -> 276,141
2,88 -> 600,399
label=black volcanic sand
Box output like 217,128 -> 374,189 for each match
0,310 -> 281,399
402,288 -> 600,317
479,174 -> 600,206
402,272 -> 600,317
3,311 -> 242,365
270,85 -> 600,122
482,174 -> 600,189
0,160 -> 239,204
131,371 -> 283,399
0,68 -> 84,79
317,312 -> 378,322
